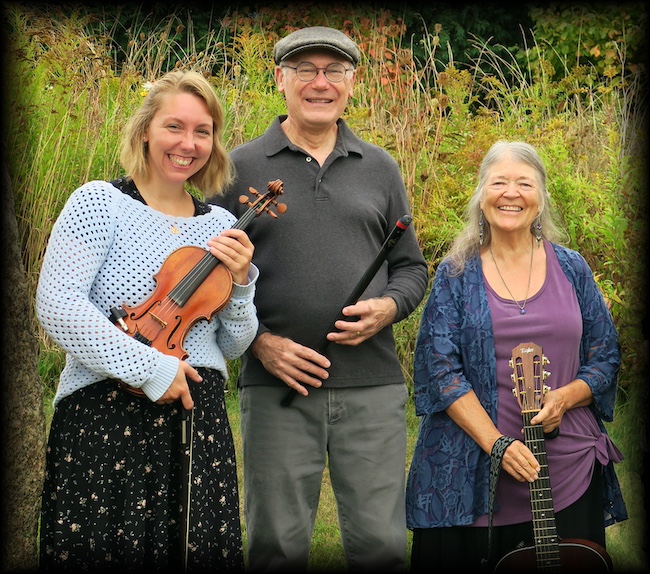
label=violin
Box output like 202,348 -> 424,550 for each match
110,180 -> 286,396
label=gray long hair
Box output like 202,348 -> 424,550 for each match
446,141 -> 565,276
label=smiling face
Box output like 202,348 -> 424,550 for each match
144,92 -> 213,188
276,50 -> 355,131
480,154 -> 541,239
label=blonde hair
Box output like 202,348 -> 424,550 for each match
446,141 -> 566,275
120,70 -> 233,197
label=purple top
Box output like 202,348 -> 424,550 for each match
474,240 -> 622,526
406,241 -> 626,529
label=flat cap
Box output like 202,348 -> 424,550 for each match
274,26 -> 360,66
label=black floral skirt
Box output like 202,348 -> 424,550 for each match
39,369 -> 244,573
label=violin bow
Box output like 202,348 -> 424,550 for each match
180,407 -> 193,572
107,181 -> 287,570
280,214 -> 413,407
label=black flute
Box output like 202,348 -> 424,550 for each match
280,214 -> 413,407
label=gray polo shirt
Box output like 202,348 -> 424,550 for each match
210,116 -> 428,388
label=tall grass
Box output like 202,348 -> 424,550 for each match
4,4 -> 646,571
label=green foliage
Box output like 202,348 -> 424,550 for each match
4,3 -> 646,570
527,3 -> 647,81
38,342 -> 67,396
397,3 -> 536,73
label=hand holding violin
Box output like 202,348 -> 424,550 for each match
110,181 -> 285,401
148,228 -> 253,408
206,228 -> 255,285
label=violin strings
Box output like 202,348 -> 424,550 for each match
142,205 -> 261,334
165,207 -> 257,304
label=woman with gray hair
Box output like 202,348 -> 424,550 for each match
405,141 -> 627,571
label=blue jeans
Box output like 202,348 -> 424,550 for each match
239,384 -> 409,572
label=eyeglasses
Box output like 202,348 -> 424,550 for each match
281,62 -> 353,83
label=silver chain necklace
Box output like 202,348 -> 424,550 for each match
489,243 -> 534,315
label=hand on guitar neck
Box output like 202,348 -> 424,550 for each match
494,342 -> 612,573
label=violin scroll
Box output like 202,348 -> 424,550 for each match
110,179 -> 287,399
238,179 -> 287,220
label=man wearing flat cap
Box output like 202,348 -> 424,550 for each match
211,26 -> 427,572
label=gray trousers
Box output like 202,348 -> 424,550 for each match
239,384 -> 408,572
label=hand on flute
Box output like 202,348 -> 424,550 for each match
326,296 -> 398,346
280,215 -> 412,407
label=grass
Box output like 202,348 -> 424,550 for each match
224,385 -> 646,572
13,3 -> 648,571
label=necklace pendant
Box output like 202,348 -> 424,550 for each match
520,309 -> 526,315
170,225 -> 179,234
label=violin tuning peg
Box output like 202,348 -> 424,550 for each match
276,203 -> 287,214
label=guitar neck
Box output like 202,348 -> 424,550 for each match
523,411 -> 562,571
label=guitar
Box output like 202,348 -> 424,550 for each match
494,341 -> 612,573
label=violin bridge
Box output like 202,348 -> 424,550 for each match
148,312 -> 167,329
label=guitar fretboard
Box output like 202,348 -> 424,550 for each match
523,411 -> 561,572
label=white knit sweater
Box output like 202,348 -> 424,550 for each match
36,180 -> 259,405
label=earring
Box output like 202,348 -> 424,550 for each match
534,215 -> 543,245
478,211 -> 484,246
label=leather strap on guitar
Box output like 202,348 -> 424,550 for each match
481,435 -> 516,570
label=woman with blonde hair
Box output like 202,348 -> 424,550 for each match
37,70 -> 257,572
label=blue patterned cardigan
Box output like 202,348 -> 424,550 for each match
405,242 -> 628,529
